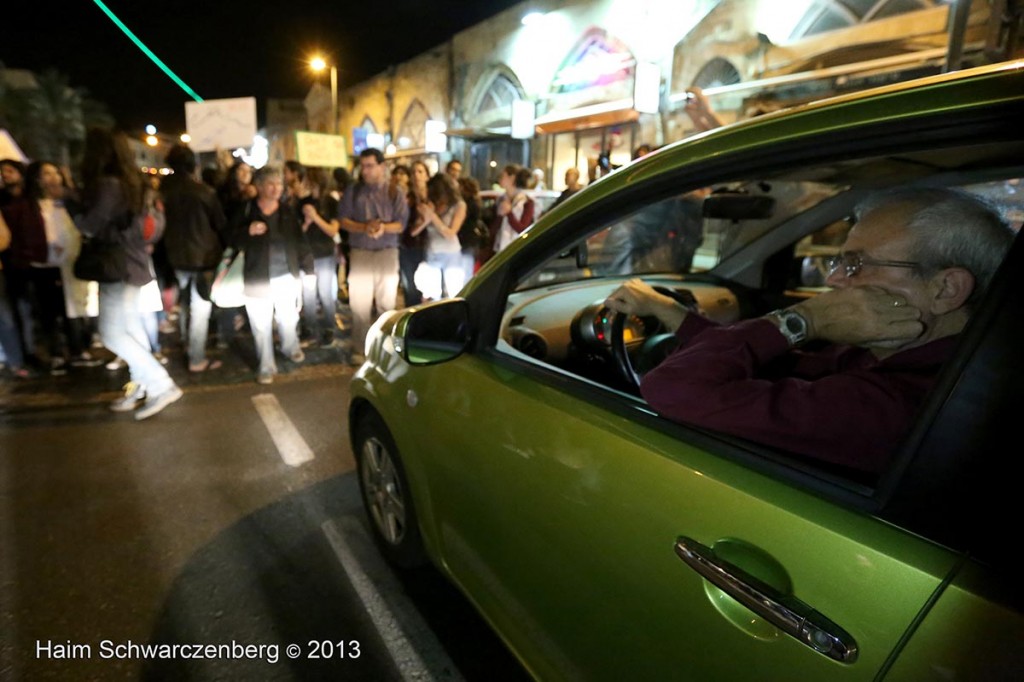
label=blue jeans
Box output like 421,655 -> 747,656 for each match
176,270 -> 213,363
0,274 -> 26,368
245,275 -> 301,375
99,282 -> 175,394
301,256 -> 338,340
399,245 -> 424,306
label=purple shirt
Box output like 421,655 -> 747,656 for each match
337,180 -> 409,251
640,315 -> 957,474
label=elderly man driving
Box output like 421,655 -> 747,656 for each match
605,188 -> 1015,475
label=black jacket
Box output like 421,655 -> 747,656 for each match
161,173 -> 226,270
75,178 -> 165,287
231,199 -> 312,298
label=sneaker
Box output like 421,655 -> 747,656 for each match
110,382 -> 146,412
153,351 -> 169,365
299,337 -> 319,349
256,371 -> 274,385
135,385 -> 183,420
12,366 -> 33,380
106,357 -> 126,371
70,351 -> 103,368
50,357 -> 68,376
290,349 -> 305,363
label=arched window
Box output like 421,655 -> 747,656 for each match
790,0 -> 934,39
360,116 -> 378,134
397,100 -> 429,149
476,74 -> 520,120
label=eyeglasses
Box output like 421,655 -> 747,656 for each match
825,252 -> 920,278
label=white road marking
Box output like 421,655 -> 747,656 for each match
322,517 -> 464,682
0,430 -> 19,681
251,394 -> 315,467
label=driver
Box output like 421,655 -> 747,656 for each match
604,188 -> 1014,475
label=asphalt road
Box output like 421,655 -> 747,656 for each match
0,339 -> 528,681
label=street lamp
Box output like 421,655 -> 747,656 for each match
310,56 -> 338,135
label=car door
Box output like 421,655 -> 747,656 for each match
379,71 -> 1024,678
408,352 -> 959,680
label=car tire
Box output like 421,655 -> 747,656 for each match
354,410 -> 428,569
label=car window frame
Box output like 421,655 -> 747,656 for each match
460,99 -> 1023,542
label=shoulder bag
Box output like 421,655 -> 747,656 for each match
210,247 -> 246,308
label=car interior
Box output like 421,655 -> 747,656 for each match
491,140 -> 1023,494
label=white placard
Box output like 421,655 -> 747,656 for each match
184,97 -> 258,153
0,129 -> 28,162
295,131 -> 349,168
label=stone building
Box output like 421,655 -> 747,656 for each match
315,0 -> 1006,190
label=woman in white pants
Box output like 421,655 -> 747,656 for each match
411,173 -> 466,300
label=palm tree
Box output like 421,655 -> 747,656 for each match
0,66 -> 111,168
27,69 -> 85,167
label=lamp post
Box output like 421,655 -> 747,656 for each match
310,56 -> 338,135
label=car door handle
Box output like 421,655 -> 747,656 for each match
674,536 -> 858,663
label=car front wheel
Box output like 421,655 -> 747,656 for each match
354,411 -> 428,569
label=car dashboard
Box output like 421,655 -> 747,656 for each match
499,277 -> 741,382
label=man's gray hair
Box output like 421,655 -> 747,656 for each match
856,187 -> 1015,308
252,165 -> 282,185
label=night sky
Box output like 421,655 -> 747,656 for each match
3,0 -> 524,135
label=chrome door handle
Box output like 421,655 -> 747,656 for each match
675,536 -> 858,663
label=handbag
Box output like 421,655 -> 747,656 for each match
73,236 -> 127,283
210,248 -> 246,308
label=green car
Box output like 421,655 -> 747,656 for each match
349,61 -> 1024,680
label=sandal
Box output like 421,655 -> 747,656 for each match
189,359 -> 223,373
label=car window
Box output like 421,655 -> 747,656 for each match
495,142 -> 1023,490
515,181 -> 844,291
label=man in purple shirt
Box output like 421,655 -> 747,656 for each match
338,148 -> 410,363
604,188 -> 1014,475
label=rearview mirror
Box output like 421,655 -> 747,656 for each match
556,241 -> 589,268
703,192 -> 775,221
402,299 -> 471,365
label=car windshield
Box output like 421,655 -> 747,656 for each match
515,180 -> 844,290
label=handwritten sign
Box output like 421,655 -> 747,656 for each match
295,131 -> 349,168
185,97 -> 257,152
0,129 -> 28,162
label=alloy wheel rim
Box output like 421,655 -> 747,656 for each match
361,437 -> 406,545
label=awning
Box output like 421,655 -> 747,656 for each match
446,126 -> 513,140
383,147 -> 432,160
667,47 -> 957,108
533,98 -> 639,135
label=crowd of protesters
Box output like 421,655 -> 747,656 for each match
0,88 -> 724,419
0,125 -> 619,415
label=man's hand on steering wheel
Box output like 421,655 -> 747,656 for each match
605,280 -> 692,391
604,279 -> 690,331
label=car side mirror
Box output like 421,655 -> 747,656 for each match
402,299 -> 471,366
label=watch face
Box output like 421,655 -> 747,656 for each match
785,315 -> 806,334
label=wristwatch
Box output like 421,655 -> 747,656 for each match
767,308 -> 809,347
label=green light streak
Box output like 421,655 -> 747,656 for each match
92,0 -> 203,102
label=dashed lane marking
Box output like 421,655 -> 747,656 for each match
322,516 -> 464,682
251,394 -> 315,467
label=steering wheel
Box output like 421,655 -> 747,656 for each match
610,286 -> 693,392
610,313 -> 644,390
